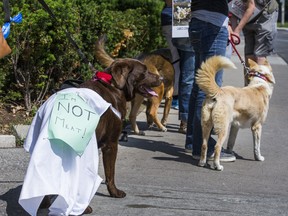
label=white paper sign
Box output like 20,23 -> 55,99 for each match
48,92 -> 100,156
172,0 -> 191,38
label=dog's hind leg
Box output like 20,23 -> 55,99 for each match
129,94 -> 145,135
199,103 -> 213,167
212,133 -> 227,171
39,195 -> 52,209
211,114 -> 230,171
251,123 -> 265,161
227,124 -> 239,153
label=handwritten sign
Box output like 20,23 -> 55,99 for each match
48,93 -> 100,156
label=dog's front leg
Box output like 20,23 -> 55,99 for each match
102,143 -> 126,198
227,124 -> 239,153
129,94 -> 145,135
146,97 -> 167,132
251,123 -> 265,161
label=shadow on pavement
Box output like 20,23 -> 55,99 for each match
0,185 -> 29,216
120,135 -> 198,166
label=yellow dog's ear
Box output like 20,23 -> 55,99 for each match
110,60 -> 131,89
248,58 -> 258,69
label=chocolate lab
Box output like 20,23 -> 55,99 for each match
81,59 -> 161,197
39,57 -> 162,214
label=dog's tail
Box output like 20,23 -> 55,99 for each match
95,35 -> 115,67
196,56 -> 236,98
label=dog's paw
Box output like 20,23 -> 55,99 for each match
114,190 -> 126,198
161,120 -> 167,126
212,164 -> 224,171
131,130 -> 146,136
148,124 -> 154,130
198,160 -> 206,167
82,205 -> 93,215
255,155 -> 265,161
109,189 -> 126,198
160,126 -> 167,132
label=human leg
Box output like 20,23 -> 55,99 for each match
243,10 -> 278,85
178,48 -> 195,134
186,19 -> 235,162
162,25 -> 180,97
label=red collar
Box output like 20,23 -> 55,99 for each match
92,71 -> 112,84
248,71 -> 268,82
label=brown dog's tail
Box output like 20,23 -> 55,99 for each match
196,56 -> 236,98
95,35 -> 115,67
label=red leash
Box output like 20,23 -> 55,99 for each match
229,34 -> 250,75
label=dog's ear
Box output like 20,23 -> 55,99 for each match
248,58 -> 258,69
110,60 -> 131,89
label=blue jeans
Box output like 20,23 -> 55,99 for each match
185,18 -> 228,156
172,38 -> 195,123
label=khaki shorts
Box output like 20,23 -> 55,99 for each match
243,9 -> 278,57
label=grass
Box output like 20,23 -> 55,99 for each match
277,22 -> 288,28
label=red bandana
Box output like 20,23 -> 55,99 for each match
92,71 -> 112,84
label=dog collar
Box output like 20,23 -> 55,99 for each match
92,71 -> 112,84
248,71 -> 268,82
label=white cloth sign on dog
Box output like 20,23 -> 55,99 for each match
48,92 -> 100,156
19,87 -> 113,216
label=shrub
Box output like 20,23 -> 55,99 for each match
0,0 -> 166,112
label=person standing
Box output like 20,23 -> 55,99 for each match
185,0 -> 236,161
161,0 -> 180,109
230,0 -> 279,85
172,38 -> 194,139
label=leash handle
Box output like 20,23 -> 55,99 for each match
229,33 -> 250,75
230,33 -> 240,46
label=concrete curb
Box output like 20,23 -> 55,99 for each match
0,124 -> 30,148
0,135 -> 16,148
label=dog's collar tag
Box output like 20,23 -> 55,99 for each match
92,71 -> 112,84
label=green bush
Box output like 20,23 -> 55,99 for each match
0,0 -> 166,112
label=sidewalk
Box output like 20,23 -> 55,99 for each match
1,43 -> 288,215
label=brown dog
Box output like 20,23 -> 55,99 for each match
81,60 -> 161,195
95,36 -> 175,135
196,56 -> 275,171
37,57 -> 162,214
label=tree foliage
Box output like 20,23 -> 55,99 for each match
0,0 -> 166,111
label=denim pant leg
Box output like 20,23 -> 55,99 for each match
185,18 -> 228,155
178,49 -> 195,123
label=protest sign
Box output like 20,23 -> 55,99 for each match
48,92 -> 100,156
172,0 -> 191,38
